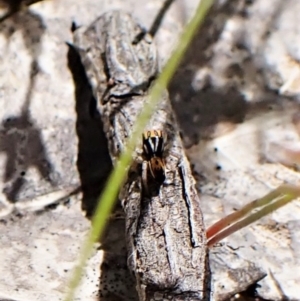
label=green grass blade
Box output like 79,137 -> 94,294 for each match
64,1 -> 214,300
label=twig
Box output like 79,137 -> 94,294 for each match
73,10 -> 211,301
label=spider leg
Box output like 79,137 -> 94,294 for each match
141,160 -> 149,194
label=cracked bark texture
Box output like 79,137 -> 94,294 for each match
1,0 -> 300,300
73,11 -> 211,301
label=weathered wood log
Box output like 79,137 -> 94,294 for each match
73,10 -> 211,301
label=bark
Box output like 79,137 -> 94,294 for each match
73,10 -> 211,301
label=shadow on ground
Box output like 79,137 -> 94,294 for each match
66,43 -> 112,217
0,9 -> 55,203
67,43 -> 138,301
169,0 -> 286,148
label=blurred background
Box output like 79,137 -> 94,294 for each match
0,0 -> 299,300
